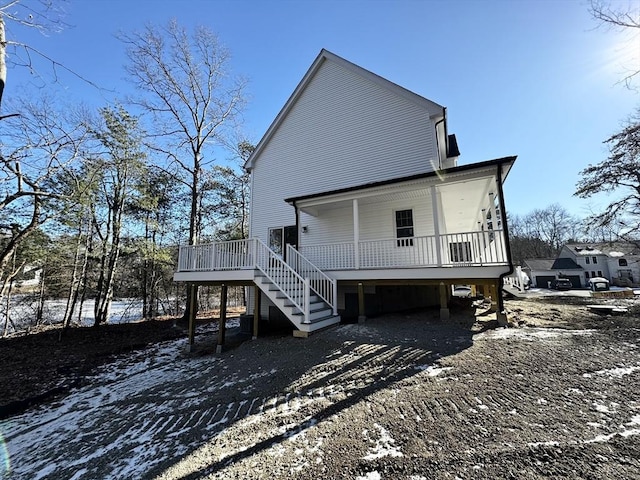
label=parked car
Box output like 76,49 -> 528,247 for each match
552,278 -> 573,291
452,285 -> 472,297
588,277 -> 610,292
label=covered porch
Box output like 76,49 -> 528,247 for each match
287,158 -> 511,276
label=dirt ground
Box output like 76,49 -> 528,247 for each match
2,296 -> 639,479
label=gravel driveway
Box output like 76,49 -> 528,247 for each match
3,299 -> 639,479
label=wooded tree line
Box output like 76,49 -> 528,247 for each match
507,203 -> 629,266
0,8 -> 251,335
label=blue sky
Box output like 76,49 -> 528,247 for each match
5,0 -> 639,217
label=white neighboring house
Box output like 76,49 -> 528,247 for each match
13,265 -> 43,290
558,243 -> 640,287
174,50 -> 517,337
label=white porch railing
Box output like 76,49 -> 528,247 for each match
177,239 -> 255,272
298,230 -> 508,270
287,244 -> 338,315
177,230 -> 508,274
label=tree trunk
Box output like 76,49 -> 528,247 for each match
0,14 -> 6,110
35,267 -> 46,326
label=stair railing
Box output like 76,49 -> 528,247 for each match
254,239 -> 310,323
286,244 -> 338,315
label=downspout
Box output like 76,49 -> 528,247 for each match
433,107 -> 446,170
246,165 -> 254,240
294,204 -> 300,249
496,163 -> 514,319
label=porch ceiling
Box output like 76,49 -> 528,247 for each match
439,176 -> 496,231
296,174 -> 497,233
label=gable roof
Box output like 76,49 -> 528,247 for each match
551,257 -> 582,270
523,259 -> 555,271
245,49 -> 446,171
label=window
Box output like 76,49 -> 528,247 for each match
268,227 -> 283,256
395,209 -> 414,247
585,271 -> 590,279
585,257 -> 590,265
592,271 -> 596,278
597,270 -> 603,277
268,226 -> 297,258
619,259 -> 628,267
592,256 -> 598,264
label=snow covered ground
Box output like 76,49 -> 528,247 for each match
3,297 -> 146,332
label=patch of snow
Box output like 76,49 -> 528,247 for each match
593,366 -> 640,377
478,327 -> 595,341
585,427 -> 640,443
628,415 -> 640,427
415,365 -> 453,377
528,441 -> 560,447
362,423 -> 403,461
593,402 -> 619,414
356,472 -> 382,480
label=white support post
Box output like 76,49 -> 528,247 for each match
332,280 -> 338,316
431,186 -> 442,266
304,277 -> 311,324
489,192 -> 498,230
252,238 -> 258,268
353,199 -> 360,270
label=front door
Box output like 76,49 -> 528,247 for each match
268,225 -> 298,260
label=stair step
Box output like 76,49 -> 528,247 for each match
296,315 -> 341,333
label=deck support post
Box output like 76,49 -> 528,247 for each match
495,280 -> 508,326
439,282 -> 450,320
357,282 -> 366,323
489,283 -> 498,312
217,284 -> 228,354
253,284 -> 261,340
186,284 -> 197,353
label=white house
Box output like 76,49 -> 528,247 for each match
174,50 -> 517,342
558,243 -> 640,287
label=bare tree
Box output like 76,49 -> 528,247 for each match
119,20 -> 246,318
119,20 -> 246,247
508,204 -> 583,264
0,0 -> 70,111
589,0 -> 640,89
0,96 -> 86,299
575,108 -> 640,242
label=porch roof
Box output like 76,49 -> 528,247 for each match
286,156 -> 515,232
284,156 -> 516,205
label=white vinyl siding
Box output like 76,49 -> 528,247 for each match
299,197 -> 435,248
250,59 -> 438,243
300,207 -> 354,246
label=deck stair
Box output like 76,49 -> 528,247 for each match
254,239 -> 340,333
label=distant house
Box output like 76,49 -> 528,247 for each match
174,49 -> 517,339
523,242 -> 639,289
14,265 -> 43,290
559,243 -> 639,287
